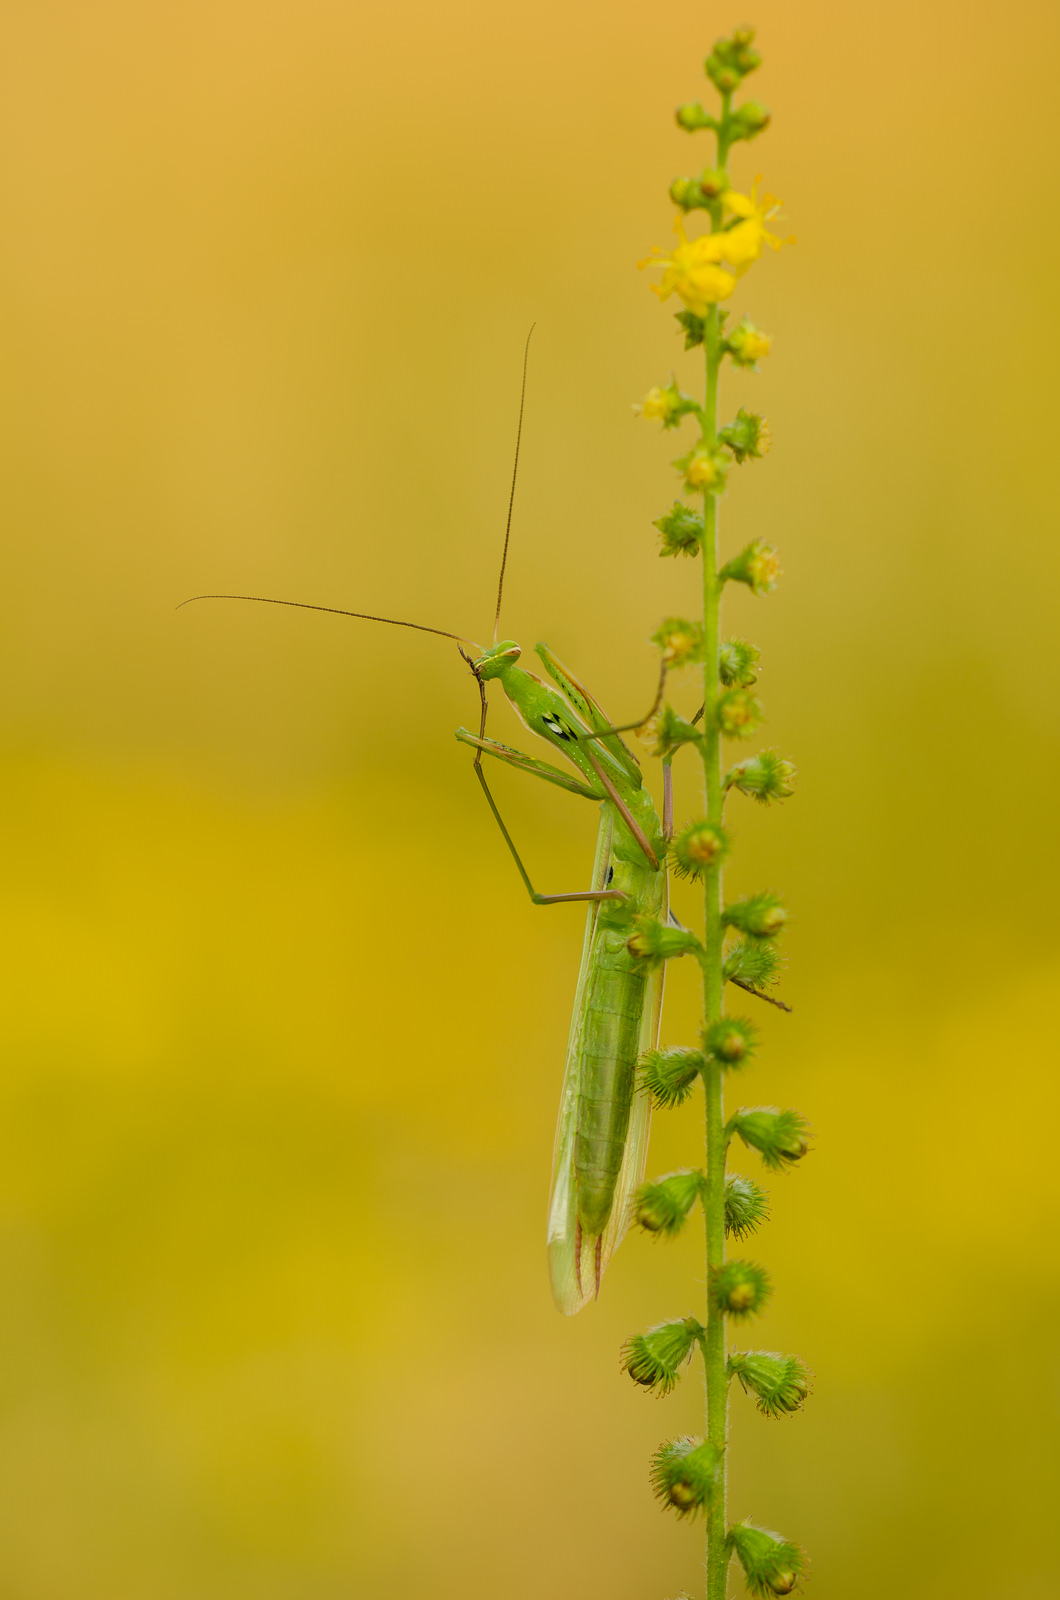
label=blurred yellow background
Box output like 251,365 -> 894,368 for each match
1,2 -> 1058,1595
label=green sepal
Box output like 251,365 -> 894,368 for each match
634,1169 -> 705,1236
725,750 -> 796,804
719,407 -> 771,463
727,1520 -> 808,1597
621,1316 -> 704,1396
654,500 -> 704,557
651,617 -> 704,668
723,892 -> 788,940
728,99 -> 771,142
719,539 -> 780,595
650,1436 -> 722,1518
727,1107 -> 811,1171
714,688 -> 764,740
710,1258 -> 772,1319
719,638 -> 760,687
728,1351 -> 813,1418
674,310 -> 706,350
671,819 -> 729,880
724,1173 -> 770,1239
627,914 -> 703,969
724,937 -> 783,992
703,1015 -> 758,1068
639,1047 -> 706,1110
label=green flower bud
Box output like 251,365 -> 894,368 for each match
714,688 -> 764,739
719,407 -> 771,464
719,638 -> 760,687
705,28 -> 761,92
719,539 -> 780,595
669,176 -> 712,212
654,501 -> 703,558
710,1259 -> 772,1319
723,891 -> 788,940
675,443 -> 729,495
675,101 -> 716,133
650,1436 -> 721,1518
724,937 -> 783,993
725,316 -> 772,370
639,1047 -> 706,1109
728,99 -> 771,141
727,1107 -> 812,1171
697,166 -> 729,198
725,750 -> 796,803
728,1351 -> 813,1418
651,616 -> 704,667
724,1172 -> 770,1239
621,1316 -> 704,1396
671,820 -> 729,880
649,703 -> 704,758
727,1521 -> 807,1598
628,914 -> 702,969
634,1169 -> 705,1236
674,310 -> 706,350
703,1015 -> 758,1068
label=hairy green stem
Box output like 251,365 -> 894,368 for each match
700,298 -> 728,1600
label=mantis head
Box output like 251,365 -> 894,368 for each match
473,640 -> 522,680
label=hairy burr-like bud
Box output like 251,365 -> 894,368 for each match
649,703 -> 704,758
710,1258 -> 772,1318
653,500 -> 704,558
651,616 -> 704,667
727,1520 -> 807,1597
723,937 -> 783,992
621,1316 -> 704,1396
714,688 -> 764,739
725,749 -> 797,803
723,891 -> 788,940
703,1015 -> 758,1068
719,539 -> 780,595
705,28 -> 761,93
650,1436 -> 721,1518
628,914 -> 702,969
727,1107 -> 811,1171
724,1172 -> 770,1239
728,1351 -> 813,1417
672,819 -> 729,880
719,637 -> 760,687
725,315 -> 772,369
675,443 -> 729,494
634,1169 -> 705,1236
719,407 -> 771,463
639,1047 -> 705,1109
674,310 -> 706,350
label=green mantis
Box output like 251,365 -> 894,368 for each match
183,339 -> 676,1314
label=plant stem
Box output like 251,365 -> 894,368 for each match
700,295 -> 728,1600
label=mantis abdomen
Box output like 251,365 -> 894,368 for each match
574,927 -> 650,1234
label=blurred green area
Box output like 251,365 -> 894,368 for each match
1,2 -> 1059,1596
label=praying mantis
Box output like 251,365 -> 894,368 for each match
183,336 -> 675,1315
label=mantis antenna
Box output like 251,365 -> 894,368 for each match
176,593 -> 476,648
492,323 -> 536,644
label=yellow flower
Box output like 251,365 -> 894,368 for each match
717,177 -> 795,277
639,181 -> 792,313
639,215 -> 737,314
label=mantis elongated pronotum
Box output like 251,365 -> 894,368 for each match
182,337 -> 770,1315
